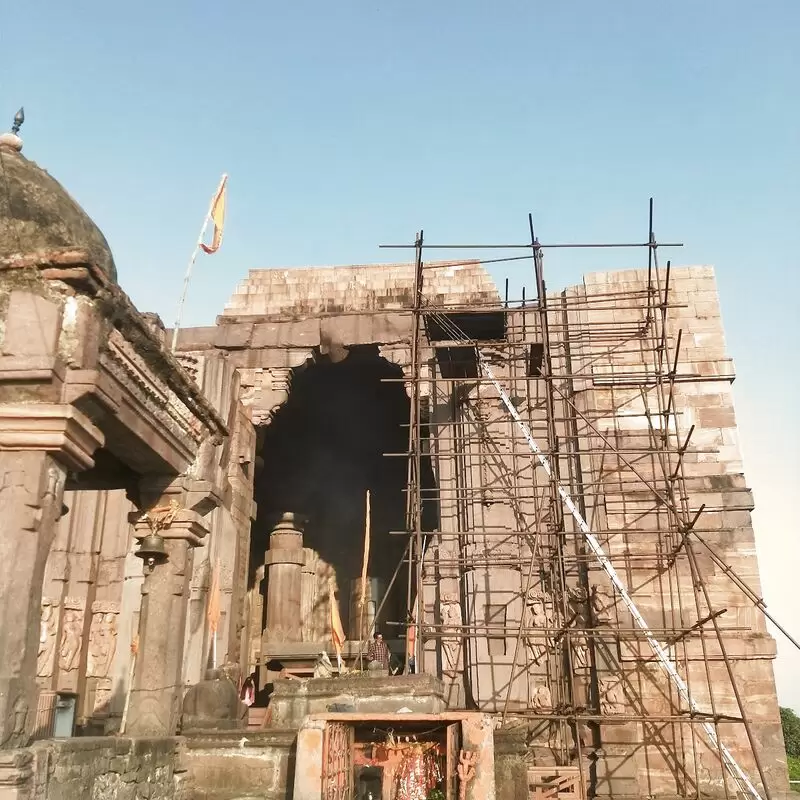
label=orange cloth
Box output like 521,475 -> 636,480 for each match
200,176 -> 227,254
330,586 -> 346,659
207,560 -> 221,634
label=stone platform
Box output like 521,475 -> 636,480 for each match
268,673 -> 445,728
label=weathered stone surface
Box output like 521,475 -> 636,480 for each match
223,261 -> 500,319
269,674 -> 445,727
27,737 -> 179,800
0,145 -> 117,282
179,730 -> 295,800
180,670 -> 247,732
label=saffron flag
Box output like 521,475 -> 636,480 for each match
330,579 -> 346,659
207,559 -> 221,634
200,175 -> 227,254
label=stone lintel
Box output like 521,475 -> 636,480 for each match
0,403 -> 104,471
61,369 -> 122,416
0,354 -> 65,384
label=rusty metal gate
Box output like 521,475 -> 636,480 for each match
322,722 -> 354,800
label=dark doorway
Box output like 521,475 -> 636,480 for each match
250,346 -> 438,632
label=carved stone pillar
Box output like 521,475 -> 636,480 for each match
0,404 -> 103,748
263,513 -> 305,644
300,548 -> 319,642
125,480 -> 211,737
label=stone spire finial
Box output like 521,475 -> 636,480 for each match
11,108 -> 24,134
0,107 -> 24,152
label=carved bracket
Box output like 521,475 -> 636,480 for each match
0,403 -> 104,471
130,504 -> 210,547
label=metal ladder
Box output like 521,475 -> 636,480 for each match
479,356 -> 763,800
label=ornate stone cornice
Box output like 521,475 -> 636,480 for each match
0,248 -> 228,440
0,403 -> 104,471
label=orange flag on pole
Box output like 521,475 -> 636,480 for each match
200,174 -> 227,254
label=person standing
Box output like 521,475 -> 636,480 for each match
367,631 -> 390,670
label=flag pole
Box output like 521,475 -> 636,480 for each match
357,489 -> 371,671
171,173 -> 227,352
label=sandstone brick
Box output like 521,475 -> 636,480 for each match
697,406 -> 736,428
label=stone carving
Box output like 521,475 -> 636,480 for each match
314,651 -> 334,678
599,677 -> 626,716
524,590 -> 554,665
1,694 -> 28,748
37,599 -> 58,678
180,668 -> 248,732
139,499 -> 181,532
531,683 -> 553,712
103,331 -> 199,440
59,600 -> 84,673
457,750 -> 477,800
590,584 -> 615,626
262,368 -> 293,426
571,639 -> 590,671
440,593 -> 462,673
1,469 -> 40,532
87,602 -> 119,679
568,587 -> 591,671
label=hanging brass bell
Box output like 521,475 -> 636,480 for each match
135,533 -> 168,573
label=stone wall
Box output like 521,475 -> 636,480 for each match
222,261 -> 499,319
37,488 -> 135,734
179,731 -> 295,800
29,737 -> 179,800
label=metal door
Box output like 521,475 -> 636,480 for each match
446,722 -> 462,800
322,722 -> 354,800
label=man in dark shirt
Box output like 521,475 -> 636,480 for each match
367,632 -> 390,670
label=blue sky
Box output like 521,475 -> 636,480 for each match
3,2 -> 799,705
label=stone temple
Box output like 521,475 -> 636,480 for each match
0,123 -> 790,800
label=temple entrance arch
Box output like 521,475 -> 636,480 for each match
248,345 -> 438,671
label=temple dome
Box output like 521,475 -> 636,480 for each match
0,136 -> 117,282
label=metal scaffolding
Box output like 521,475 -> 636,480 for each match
377,201 -> 790,800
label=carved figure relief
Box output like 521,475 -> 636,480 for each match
1,694 -> 28,748
440,593 -> 462,673
524,590 -> 554,665
59,602 -> 84,673
87,602 -> 119,679
571,639 -> 590,671
599,677 -> 626,716
568,587 -> 591,671
37,599 -> 58,678
531,683 -> 553,712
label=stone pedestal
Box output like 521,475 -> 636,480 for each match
263,513 -> 305,644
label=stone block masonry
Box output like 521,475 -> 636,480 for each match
27,737 -> 179,800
